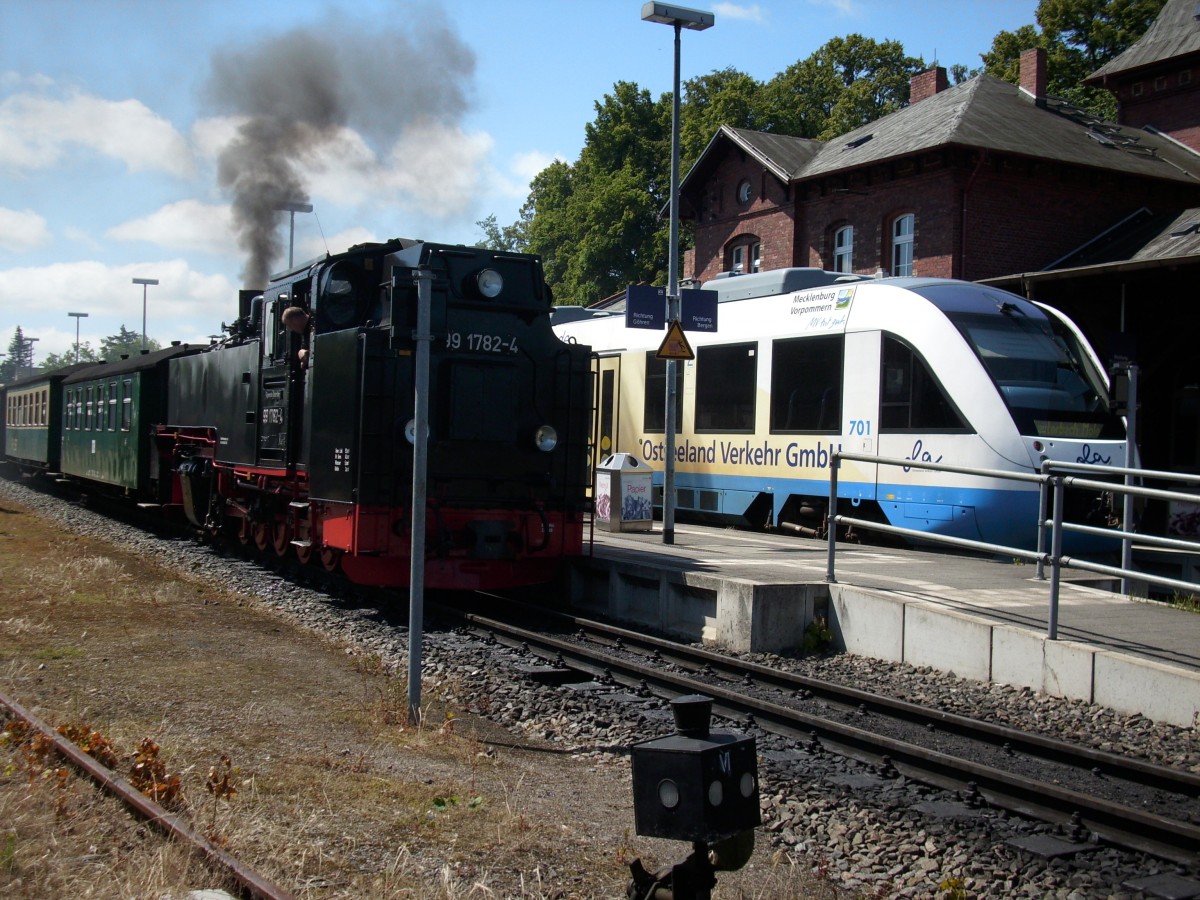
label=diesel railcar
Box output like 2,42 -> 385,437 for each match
159,238 -> 594,588
554,269 -> 1126,551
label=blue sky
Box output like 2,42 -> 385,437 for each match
0,0 -> 1038,361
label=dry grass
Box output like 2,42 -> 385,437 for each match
0,490 -> 841,899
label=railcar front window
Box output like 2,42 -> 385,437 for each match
950,311 -> 1121,439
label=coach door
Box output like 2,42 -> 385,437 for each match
594,354 -> 620,469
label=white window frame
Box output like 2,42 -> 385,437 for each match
891,214 -> 914,276
833,226 -> 854,273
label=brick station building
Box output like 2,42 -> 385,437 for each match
677,0 -> 1200,474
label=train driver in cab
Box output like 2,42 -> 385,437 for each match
282,306 -> 311,368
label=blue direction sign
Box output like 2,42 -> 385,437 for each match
681,288 -> 717,332
625,285 -> 666,330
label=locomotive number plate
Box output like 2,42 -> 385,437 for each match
446,332 -> 518,354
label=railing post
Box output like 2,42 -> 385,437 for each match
826,453 -> 840,583
1036,460 -> 1050,581
1121,364 -> 1138,596
1048,476 -> 1064,641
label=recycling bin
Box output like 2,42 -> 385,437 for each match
594,453 -> 654,533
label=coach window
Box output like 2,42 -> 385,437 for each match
696,342 -> 757,432
771,335 -> 843,432
833,225 -> 854,273
643,352 -> 684,433
108,380 -> 118,430
85,386 -> 94,431
880,335 -> 966,431
121,379 -> 133,431
890,214 -> 915,276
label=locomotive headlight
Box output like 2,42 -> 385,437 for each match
476,268 -> 503,298
534,425 -> 558,452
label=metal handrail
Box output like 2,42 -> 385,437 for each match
827,451 -> 1200,640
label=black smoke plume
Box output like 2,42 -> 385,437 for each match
206,13 -> 475,288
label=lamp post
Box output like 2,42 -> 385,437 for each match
277,201 -> 313,268
641,1 -> 713,545
68,312 -> 89,363
132,278 -> 158,352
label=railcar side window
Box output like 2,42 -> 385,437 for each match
880,335 -> 967,431
771,336 -> 843,432
121,380 -> 133,431
108,381 -> 118,430
696,342 -> 757,433
85,386 -> 94,431
643,353 -> 684,433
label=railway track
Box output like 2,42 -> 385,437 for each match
449,596 -> 1200,868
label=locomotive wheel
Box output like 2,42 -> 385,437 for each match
272,522 -> 290,557
294,542 -> 313,565
320,547 -> 342,573
237,519 -> 252,546
253,522 -> 271,552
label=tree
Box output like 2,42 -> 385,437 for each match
41,342 -> 101,371
1,327 -> 37,382
489,36 -> 926,304
982,0 -> 1167,118
474,214 -> 527,252
759,35 -> 925,140
101,326 -> 161,362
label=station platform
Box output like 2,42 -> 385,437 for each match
563,522 -> 1200,728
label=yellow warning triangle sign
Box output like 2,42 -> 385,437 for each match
656,319 -> 695,361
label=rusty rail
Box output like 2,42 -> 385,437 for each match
0,690 -> 295,900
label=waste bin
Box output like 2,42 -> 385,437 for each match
594,453 -> 654,533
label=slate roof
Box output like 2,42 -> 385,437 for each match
682,73 -> 1200,193
679,125 -> 820,195
1086,0 -> 1200,82
1047,206 -> 1200,268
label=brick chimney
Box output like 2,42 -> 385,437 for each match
1019,48 -> 1047,103
910,67 -> 949,104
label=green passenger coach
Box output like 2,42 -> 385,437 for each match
60,345 -> 201,496
4,364 -> 93,472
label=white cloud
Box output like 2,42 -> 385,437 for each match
0,207 -> 51,252
106,199 -> 237,257
713,3 -> 767,22
381,121 -> 494,218
299,227 -> 378,262
0,81 -> 194,176
508,150 -> 564,192
0,259 -> 236,357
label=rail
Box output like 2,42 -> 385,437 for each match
826,451 -> 1200,639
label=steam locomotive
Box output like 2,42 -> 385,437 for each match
3,239 -> 594,589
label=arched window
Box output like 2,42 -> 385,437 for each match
891,214 -> 915,276
833,225 -> 854,273
726,236 -> 762,274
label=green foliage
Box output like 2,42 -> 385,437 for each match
41,342 -> 101,371
100,325 -> 161,361
801,617 -> 834,655
761,35 -> 925,140
1,327 -> 36,382
982,0 -> 1166,119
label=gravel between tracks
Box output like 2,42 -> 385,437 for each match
1,473 -> 1197,899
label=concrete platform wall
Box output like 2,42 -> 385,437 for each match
564,558 -> 1200,727
565,557 -> 825,653
829,585 -> 1200,728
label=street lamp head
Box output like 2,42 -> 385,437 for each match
641,2 -> 714,29
68,311 -> 88,318
132,278 -> 159,286
276,201 -> 313,214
